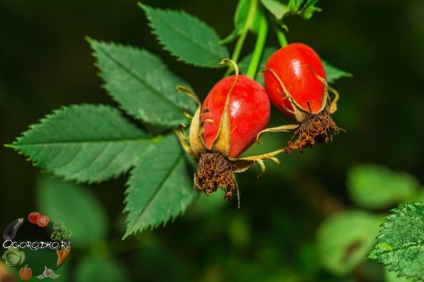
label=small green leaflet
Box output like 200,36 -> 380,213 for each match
10,104 -> 151,183
301,0 -> 320,19
37,175 -> 108,246
348,164 -> 419,209
88,38 -> 196,128
261,0 -> 289,20
123,134 -> 197,238
317,211 -> 382,276
323,61 -> 352,84
287,0 -> 320,19
141,4 -> 229,68
368,202 -> 424,281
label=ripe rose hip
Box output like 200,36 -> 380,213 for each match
28,211 -> 42,224
261,43 -> 340,153
175,59 -> 283,200
201,75 -> 270,158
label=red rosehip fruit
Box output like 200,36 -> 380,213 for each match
19,265 -> 32,280
28,212 -> 42,224
201,75 -> 270,158
262,43 -> 340,153
36,215 -> 49,227
264,43 -> 327,119
174,60 -> 283,200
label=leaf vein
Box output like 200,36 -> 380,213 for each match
128,151 -> 184,232
95,44 -> 182,113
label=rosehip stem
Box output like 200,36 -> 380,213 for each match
246,10 -> 268,80
225,0 -> 259,77
275,27 -> 288,47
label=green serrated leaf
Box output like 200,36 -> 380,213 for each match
88,39 -> 196,128
10,104 -> 151,183
385,266 -> 415,282
261,0 -> 289,20
37,175 -> 108,245
348,164 -> 419,210
123,134 -> 197,238
239,47 -> 277,84
323,60 -> 352,83
76,257 -> 130,282
368,202 -> 424,281
141,4 -> 229,67
221,0 -> 250,44
317,211 -> 382,276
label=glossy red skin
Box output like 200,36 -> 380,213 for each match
264,43 -> 326,118
28,212 -> 42,224
36,215 -> 49,227
19,266 -> 32,280
201,75 -> 270,158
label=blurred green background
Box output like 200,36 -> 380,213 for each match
1,0 -> 424,281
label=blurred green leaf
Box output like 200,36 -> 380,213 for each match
88,39 -> 196,128
317,211 -> 382,276
123,134 -> 196,238
261,0 -> 289,20
368,202 -> 424,281
75,257 -> 130,282
141,4 -> 229,67
323,61 -> 352,83
348,164 -> 419,210
37,175 -> 108,245
10,104 -> 150,183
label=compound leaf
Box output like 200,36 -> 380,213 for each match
141,4 -> 229,68
123,134 -> 196,238
368,202 -> 424,281
89,38 -> 195,128
348,164 -> 419,210
317,211 -> 382,276
10,104 -> 151,183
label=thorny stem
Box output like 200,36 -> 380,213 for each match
246,10 -> 268,80
225,0 -> 259,77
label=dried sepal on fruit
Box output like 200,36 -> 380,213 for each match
259,43 -> 341,153
174,59 -> 283,201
